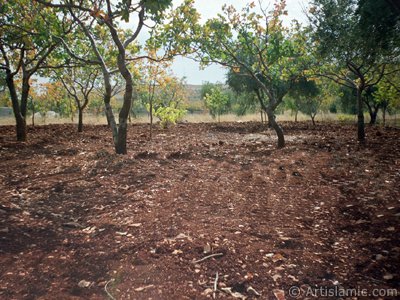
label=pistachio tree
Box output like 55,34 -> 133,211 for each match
54,67 -> 99,132
37,0 -> 196,154
204,87 -> 229,122
194,1 -> 309,148
0,0 -> 69,140
308,0 -> 400,141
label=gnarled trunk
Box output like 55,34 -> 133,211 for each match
369,110 -> 378,125
78,108 -> 83,132
255,89 -> 285,148
115,52 -> 133,154
311,114 -> 316,126
382,107 -> 387,127
357,86 -> 365,142
266,108 -> 285,148
6,71 -> 27,141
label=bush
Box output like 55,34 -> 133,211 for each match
154,106 -> 187,128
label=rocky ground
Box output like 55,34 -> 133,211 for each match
0,122 -> 399,299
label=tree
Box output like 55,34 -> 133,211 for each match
374,76 -> 400,126
226,70 -> 265,122
308,0 -> 400,141
194,1 -> 310,148
0,0 -> 68,140
38,0 -> 196,154
136,50 -> 171,138
31,81 -> 71,122
289,77 -> 321,126
153,76 -> 188,128
204,86 -> 230,122
55,67 -> 99,132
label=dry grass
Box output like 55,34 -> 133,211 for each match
1,111 -> 399,127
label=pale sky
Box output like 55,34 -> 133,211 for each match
170,0 -> 310,84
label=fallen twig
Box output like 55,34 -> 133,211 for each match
105,279 -> 116,300
193,252 -> 224,264
213,272 -> 219,299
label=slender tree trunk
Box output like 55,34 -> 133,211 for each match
104,78 -> 118,144
78,108 -> 83,132
311,114 -> 316,126
255,89 -> 285,148
260,110 -> 263,123
6,72 -> 27,141
31,98 -> 35,127
20,75 -> 30,119
382,107 -> 387,127
149,97 -> 153,140
369,110 -> 378,125
266,108 -> 284,148
70,98 -> 74,122
116,53 -> 133,154
357,87 -> 365,142
295,110 -> 298,122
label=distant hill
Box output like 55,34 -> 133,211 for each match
115,84 -> 204,103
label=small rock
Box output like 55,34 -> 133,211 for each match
204,243 -> 211,254
273,289 -> 286,300
272,274 -> 282,282
383,274 -> 394,280
172,249 -> 183,255
202,288 -> 213,296
78,280 -> 92,288
97,281 -> 107,287
247,286 -> 261,296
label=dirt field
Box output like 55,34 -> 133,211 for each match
0,122 -> 399,300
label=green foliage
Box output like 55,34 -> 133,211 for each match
338,86 -> 357,114
337,114 -> 356,123
231,91 -> 258,116
204,87 -> 230,121
356,0 -> 400,53
154,105 -> 186,128
287,78 -> 323,123
374,79 -> 400,112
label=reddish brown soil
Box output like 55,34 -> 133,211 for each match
0,122 -> 399,300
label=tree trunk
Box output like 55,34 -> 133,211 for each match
31,98 -> 35,127
311,114 -> 316,126
357,87 -> 365,142
78,108 -> 83,132
369,110 -> 378,125
116,119 -> 128,154
150,99 -> 153,140
364,99 -> 379,125
382,107 -> 387,127
6,72 -> 27,141
116,52 -> 133,154
295,110 -> 298,122
70,98 -> 74,122
260,110 -> 264,123
266,109 -> 284,148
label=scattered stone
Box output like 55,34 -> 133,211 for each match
78,280 -> 92,288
